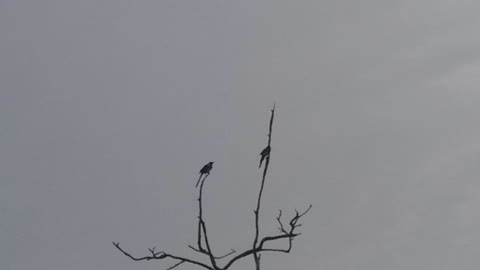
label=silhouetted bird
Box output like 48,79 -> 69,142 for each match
259,146 -> 271,168
196,162 -> 214,187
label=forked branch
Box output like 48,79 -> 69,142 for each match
112,242 -> 213,270
113,106 -> 312,270
221,204 -> 312,270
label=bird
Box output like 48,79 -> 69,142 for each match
196,162 -> 214,187
259,146 -> 271,168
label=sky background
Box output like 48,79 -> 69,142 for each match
2,1 -> 480,269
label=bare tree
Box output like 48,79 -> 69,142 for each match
113,106 -> 312,270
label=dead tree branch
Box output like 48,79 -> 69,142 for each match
197,172 -> 218,269
112,242 -> 213,270
195,171 -> 235,267
197,173 -> 208,253
221,204 -> 311,270
113,106 -> 312,270
189,246 -> 236,260
252,105 -> 275,270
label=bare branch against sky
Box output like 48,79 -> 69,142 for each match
113,106 -> 311,270
3,1 -> 480,270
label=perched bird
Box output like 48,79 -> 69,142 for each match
196,162 -> 214,187
259,146 -> 271,168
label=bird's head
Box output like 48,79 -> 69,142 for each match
209,161 -> 214,165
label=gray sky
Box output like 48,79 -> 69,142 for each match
2,1 -> 480,269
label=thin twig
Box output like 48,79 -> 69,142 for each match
166,261 -> 185,270
189,246 -> 236,259
276,210 -> 287,234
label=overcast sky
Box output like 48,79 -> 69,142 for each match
2,1 -> 480,270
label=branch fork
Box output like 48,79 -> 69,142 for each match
113,106 -> 312,270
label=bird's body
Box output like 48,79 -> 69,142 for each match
196,162 -> 214,187
259,146 -> 271,168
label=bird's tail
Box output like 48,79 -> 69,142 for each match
259,156 -> 265,168
195,174 -> 203,188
